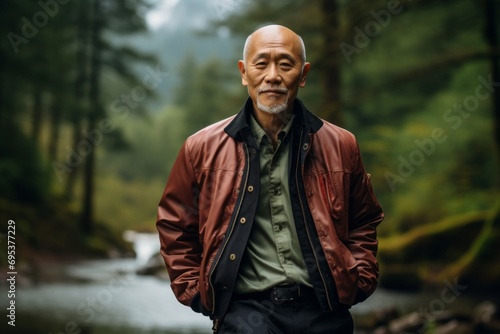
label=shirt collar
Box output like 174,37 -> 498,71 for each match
249,113 -> 295,147
224,97 -> 323,142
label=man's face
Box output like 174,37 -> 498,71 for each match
238,27 -> 310,116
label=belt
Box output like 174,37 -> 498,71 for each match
234,283 -> 316,304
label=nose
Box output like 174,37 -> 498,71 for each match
265,63 -> 282,84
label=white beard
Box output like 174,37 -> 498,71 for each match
256,98 -> 289,115
256,86 -> 290,114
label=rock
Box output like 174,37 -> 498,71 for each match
433,310 -> 472,325
355,307 -> 401,330
372,326 -> 391,334
434,320 -> 474,334
135,252 -> 166,276
374,307 -> 401,327
387,310 -> 471,334
388,311 -> 426,333
475,301 -> 498,324
474,301 -> 500,333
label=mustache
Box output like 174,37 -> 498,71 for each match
257,86 -> 289,94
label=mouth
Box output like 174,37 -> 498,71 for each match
263,90 -> 285,94
258,87 -> 288,95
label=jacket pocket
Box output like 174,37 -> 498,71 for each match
331,242 -> 359,305
319,172 -> 348,238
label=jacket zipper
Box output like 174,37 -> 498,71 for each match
208,142 -> 250,316
295,130 -> 334,311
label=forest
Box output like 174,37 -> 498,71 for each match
0,0 -> 499,332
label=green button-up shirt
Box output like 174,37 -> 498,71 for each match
235,114 -> 312,294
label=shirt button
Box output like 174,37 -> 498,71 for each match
230,254 -> 236,261
247,186 -> 254,192
240,217 -> 246,224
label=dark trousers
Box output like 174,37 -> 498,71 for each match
217,285 -> 354,334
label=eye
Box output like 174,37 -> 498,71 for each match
280,62 -> 293,69
255,62 -> 267,68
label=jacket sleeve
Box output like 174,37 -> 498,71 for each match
347,141 -> 384,304
156,141 -> 203,309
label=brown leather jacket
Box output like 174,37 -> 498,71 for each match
157,98 -> 384,321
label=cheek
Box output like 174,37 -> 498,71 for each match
284,78 -> 301,91
247,73 -> 265,85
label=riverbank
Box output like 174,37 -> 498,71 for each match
0,197 -> 134,270
2,195 -> 498,334
2,253 -> 500,334
353,300 -> 500,333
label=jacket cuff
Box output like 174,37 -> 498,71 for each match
190,292 -> 210,316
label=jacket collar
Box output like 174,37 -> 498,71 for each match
224,97 -> 323,141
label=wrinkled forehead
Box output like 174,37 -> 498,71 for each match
246,27 -> 303,61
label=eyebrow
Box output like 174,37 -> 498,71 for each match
251,52 -> 297,64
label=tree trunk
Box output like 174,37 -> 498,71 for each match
64,117 -> 82,200
0,0 -> 6,126
81,0 -> 103,234
31,88 -> 43,142
65,0 -> 89,201
47,98 -> 62,163
320,0 -> 342,126
484,0 -> 500,162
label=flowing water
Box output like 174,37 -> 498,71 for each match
1,233 -> 496,333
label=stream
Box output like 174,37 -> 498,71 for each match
1,233 -> 497,333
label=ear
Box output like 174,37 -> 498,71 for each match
299,62 -> 311,88
238,60 -> 248,86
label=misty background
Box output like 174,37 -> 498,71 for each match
1,0 -> 499,333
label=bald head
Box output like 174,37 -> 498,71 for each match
238,24 -> 311,118
242,25 -> 307,65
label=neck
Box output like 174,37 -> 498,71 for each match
253,106 -> 294,145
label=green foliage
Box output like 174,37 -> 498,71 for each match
0,0 -> 158,254
174,55 -> 245,137
2,0 -> 499,287
209,0 -> 500,289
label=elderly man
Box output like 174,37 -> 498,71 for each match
157,24 -> 384,333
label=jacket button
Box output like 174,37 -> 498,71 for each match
229,254 -> 236,261
247,185 -> 254,192
240,217 -> 246,224
303,143 -> 309,150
